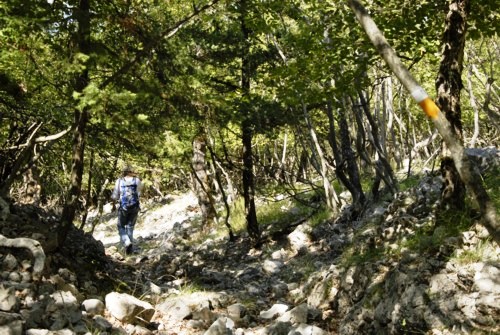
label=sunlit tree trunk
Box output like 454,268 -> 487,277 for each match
466,65 -> 480,148
192,135 -> 217,228
384,77 -> 403,169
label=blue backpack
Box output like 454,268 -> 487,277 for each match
119,177 -> 139,211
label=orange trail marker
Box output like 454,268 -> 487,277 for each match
419,98 -> 440,119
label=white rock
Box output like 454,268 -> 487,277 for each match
82,298 -> 105,316
260,304 -> 289,320
263,259 -> 284,274
105,292 -> 155,323
290,323 -> 327,335
277,303 -> 308,324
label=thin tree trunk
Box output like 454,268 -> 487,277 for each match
89,178 -> 110,235
404,95 -> 414,177
207,141 -> 235,241
466,66 -> 480,148
326,99 -> 365,213
303,103 -> 339,211
277,131 -> 288,182
385,77 -> 402,169
326,103 -> 352,198
357,90 -> 399,194
339,98 -> 365,209
379,82 -> 388,157
240,0 -> 259,241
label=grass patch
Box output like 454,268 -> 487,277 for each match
339,243 -> 384,267
257,197 -> 311,227
177,281 -> 206,295
452,238 -> 496,265
221,192 -> 318,238
226,198 -> 247,234
398,174 -> 421,191
484,165 -> 500,212
337,223 -> 385,266
403,206 -> 475,254
308,207 -> 333,228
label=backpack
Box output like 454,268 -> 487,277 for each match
119,177 -> 139,211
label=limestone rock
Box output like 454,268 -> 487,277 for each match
105,292 -> 155,323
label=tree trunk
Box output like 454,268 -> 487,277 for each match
206,140 -> 235,241
58,0 -> 91,247
339,98 -> 365,210
466,65 -> 480,148
385,77 -> 403,169
435,0 -> 469,209
242,118 -> 259,240
89,178 -> 110,235
240,0 -> 259,241
304,103 -> 339,211
79,149 -> 94,230
326,99 -> 365,213
192,135 -> 217,228
356,90 -> 398,194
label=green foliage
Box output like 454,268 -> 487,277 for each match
1,0 -> 498,231
403,207 -> 475,254
484,166 -> 500,212
340,241 -> 384,267
227,198 -> 247,235
308,207 -> 334,228
398,174 -> 421,191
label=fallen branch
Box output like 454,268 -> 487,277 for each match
0,234 -> 46,280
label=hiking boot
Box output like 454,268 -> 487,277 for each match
125,244 -> 133,255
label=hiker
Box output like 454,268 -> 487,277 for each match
111,165 -> 143,254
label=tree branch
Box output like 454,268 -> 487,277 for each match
99,0 -> 221,89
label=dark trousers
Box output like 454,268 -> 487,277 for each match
117,206 -> 139,247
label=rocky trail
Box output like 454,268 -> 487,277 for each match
0,148 -> 499,335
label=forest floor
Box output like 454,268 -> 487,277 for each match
2,149 -> 499,334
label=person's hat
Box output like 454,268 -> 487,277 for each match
122,165 -> 136,174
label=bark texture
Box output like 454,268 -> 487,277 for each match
435,0 -> 469,208
192,136 -> 217,227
